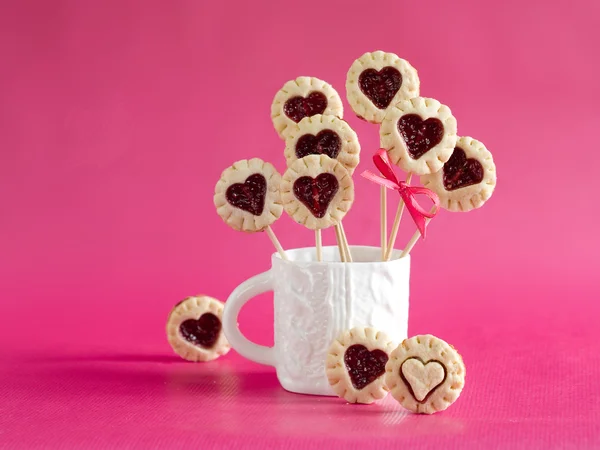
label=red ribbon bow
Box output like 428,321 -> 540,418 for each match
361,149 -> 440,238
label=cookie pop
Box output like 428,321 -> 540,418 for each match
214,158 -> 288,259
379,96 -> 458,260
280,154 -> 354,262
400,136 -> 497,258
284,114 -> 360,175
271,77 -> 344,140
346,51 -> 421,260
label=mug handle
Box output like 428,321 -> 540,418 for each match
222,270 -> 275,366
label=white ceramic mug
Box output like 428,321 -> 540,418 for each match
222,245 -> 410,396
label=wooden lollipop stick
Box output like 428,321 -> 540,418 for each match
316,229 -> 323,262
384,173 -> 413,261
334,224 -> 347,262
266,226 -> 288,260
399,205 -> 437,259
339,222 -> 353,262
380,186 -> 387,260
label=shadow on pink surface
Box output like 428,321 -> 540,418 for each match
2,345 -> 599,448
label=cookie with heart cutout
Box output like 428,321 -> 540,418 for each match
284,114 -> 360,175
346,51 -> 420,124
420,136 -> 497,212
271,76 -> 344,140
214,158 -> 283,232
280,154 -> 354,230
385,334 -> 465,414
380,97 -> 458,175
166,295 -> 231,362
326,327 -> 396,404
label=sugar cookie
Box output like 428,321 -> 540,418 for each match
380,97 -> 458,175
284,114 -> 360,175
346,51 -> 420,123
280,155 -> 354,230
385,334 -> 465,414
214,158 -> 283,232
166,296 -> 231,362
420,136 -> 496,212
326,327 -> 395,404
271,77 -> 344,140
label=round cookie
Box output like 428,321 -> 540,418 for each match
420,136 -> 497,212
214,158 -> 283,233
326,327 -> 396,404
166,296 -> 231,362
284,114 -> 360,175
271,76 -> 344,140
281,154 -> 354,230
380,97 -> 458,175
385,334 -> 465,414
346,50 -> 420,124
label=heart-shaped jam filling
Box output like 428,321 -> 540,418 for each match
397,114 -> 444,159
225,174 -> 267,216
179,313 -> 221,349
400,357 -> 447,402
293,173 -> 339,219
344,344 -> 389,390
284,92 -> 328,123
295,130 -> 341,159
359,67 -> 402,109
443,147 -> 484,191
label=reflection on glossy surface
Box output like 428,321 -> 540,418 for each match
3,335 -> 600,450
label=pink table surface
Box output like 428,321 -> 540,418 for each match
1,284 -> 599,449
2,0 -> 600,448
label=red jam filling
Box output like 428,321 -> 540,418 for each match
443,147 -> 484,191
344,344 -> 389,390
295,130 -> 341,159
397,114 -> 444,159
179,313 -> 221,349
293,173 -> 338,219
283,92 -> 328,123
358,67 -> 402,109
400,357 -> 447,403
225,174 -> 267,216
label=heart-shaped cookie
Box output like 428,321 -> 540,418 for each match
281,155 -> 354,230
380,97 -> 457,175
272,77 -> 343,140
180,313 -> 222,349
326,327 -> 395,404
397,114 -> 444,159
420,136 -> 496,212
166,296 -> 231,362
214,158 -> 283,232
346,51 -> 420,123
344,344 -> 389,390
443,147 -> 484,191
385,334 -> 465,414
225,174 -> 267,216
295,130 -> 341,159
284,115 -> 360,176
284,92 -> 328,123
400,357 -> 446,402
293,173 -> 339,219
358,67 -> 402,109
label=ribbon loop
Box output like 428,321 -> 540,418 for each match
361,149 -> 440,238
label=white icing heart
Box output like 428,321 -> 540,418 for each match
401,358 -> 445,401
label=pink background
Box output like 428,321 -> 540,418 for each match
1,0 -> 599,448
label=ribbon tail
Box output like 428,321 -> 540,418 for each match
406,205 -> 428,239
